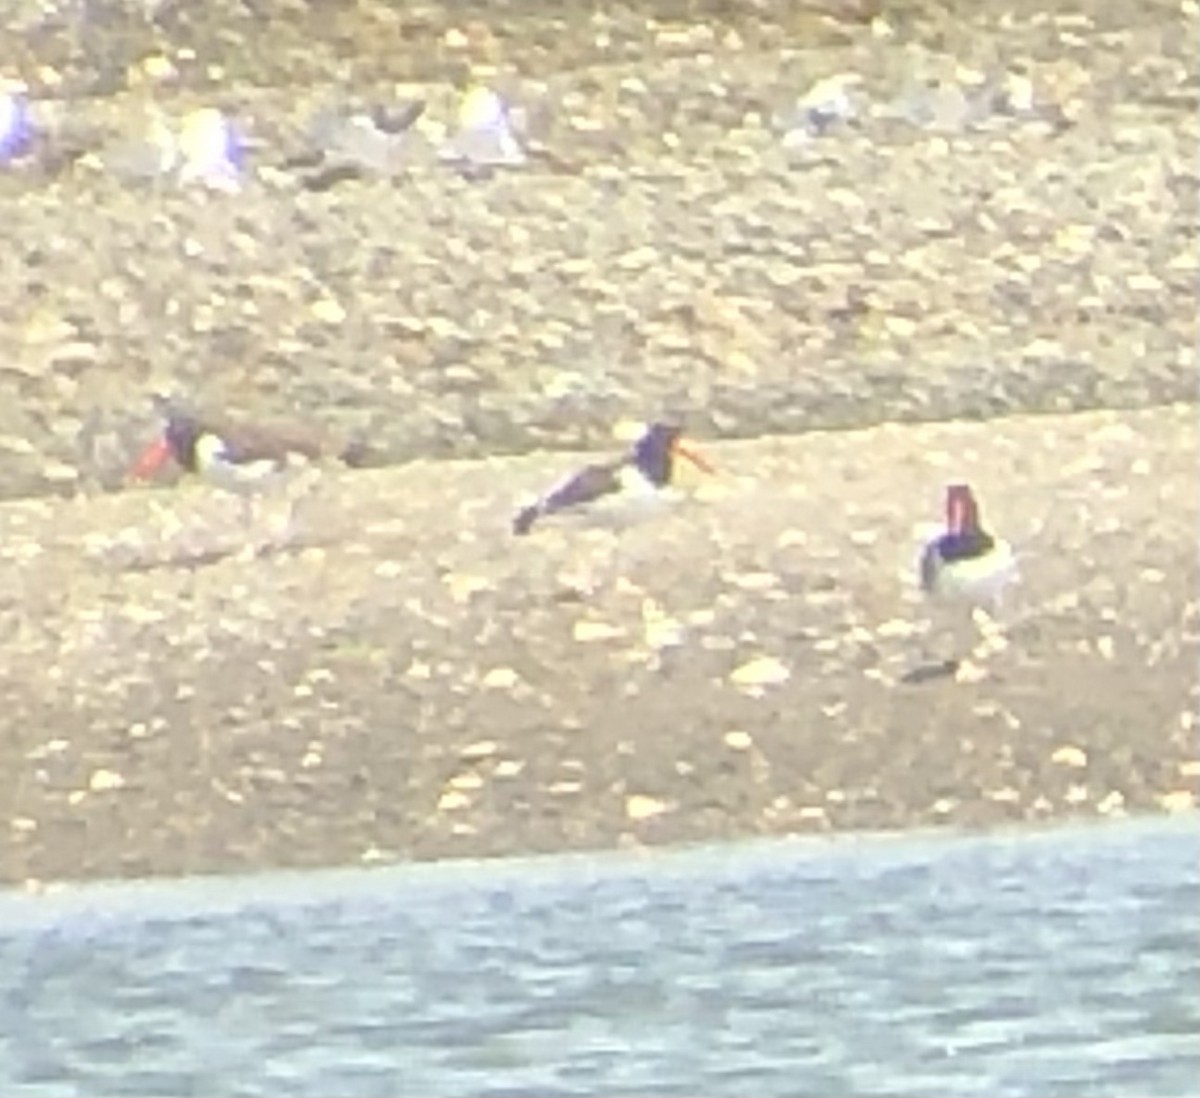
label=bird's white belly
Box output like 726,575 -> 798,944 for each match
193,434 -> 289,495
555,476 -> 676,532
206,457 -> 283,494
931,539 -> 1019,603
610,469 -> 680,522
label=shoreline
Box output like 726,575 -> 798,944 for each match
2,404 -> 1196,887
5,813 -> 1194,905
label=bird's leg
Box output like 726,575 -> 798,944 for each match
274,464 -> 321,548
228,493 -> 262,563
246,492 -> 279,557
265,489 -> 306,552
928,600 -> 974,673
968,590 -> 1013,668
899,585 -> 964,685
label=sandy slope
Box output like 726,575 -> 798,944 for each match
1,403 -> 1195,884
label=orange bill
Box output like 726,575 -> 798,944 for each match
672,437 -> 716,475
130,435 -> 173,479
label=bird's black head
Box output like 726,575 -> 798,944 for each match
938,484 -> 995,560
163,413 -> 203,471
631,422 -> 684,487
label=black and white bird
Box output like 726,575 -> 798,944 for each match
904,482 -> 1020,682
919,483 -> 1018,608
512,423 -> 715,536
130,401 -> 369,548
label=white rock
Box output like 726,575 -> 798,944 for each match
448,771 -> 484,792
573,620 -> 624,643
88,768 -> 125,793
1158,790 -> 1196,815
437,789 -> 472,812
482,666 -> 520,690
1050,745 -> 1088,768
310,299 -> 346,325
444,572 -> 490,603
625,794 -> 671,822
729,655 -> 790,688
643,618 -> 684,650
723,571 -> 779,591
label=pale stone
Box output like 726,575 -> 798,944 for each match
1126,273 -> 1164,293
88,768 -> 125,792
1064,784 -> 1089,805
723,572 -> 779,591
626,794 -> 671,822
444,573 -> 490,602
644,618 -> 684,650
482,666 -> 520,690
311,299 -> 347,325
1158,789 -> 1197,814
954,660 -> 987,684
573,620 -> 624,643
730,655 -> 790,688
437,789 -> 472,811
1051,745 -> 1088,768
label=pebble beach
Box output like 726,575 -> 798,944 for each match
0,0 -> 1196,885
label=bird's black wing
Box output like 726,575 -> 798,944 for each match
935,531 -> 996,564
217,420 -> 324,465
513,462 -> 623,535
542,463 -> 623,512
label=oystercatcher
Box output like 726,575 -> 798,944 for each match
906,483 -> 1019,682
440,84 -> 526,171
0,83 -> 34,165
130,403 -> 369,547
512,422 -> 715,536
919,483 -> 1018,607
176,107 -> 245,192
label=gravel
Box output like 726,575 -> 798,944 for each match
1,405 -> 1196,884
0,0 -> 1195,884
0,0 -> 1193,500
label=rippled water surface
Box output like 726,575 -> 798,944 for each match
1,816 -> 1196,1097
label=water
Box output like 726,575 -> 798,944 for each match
0,816 -> 1196,1097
